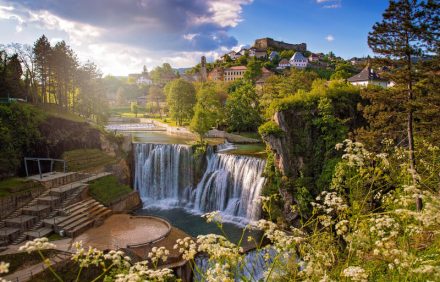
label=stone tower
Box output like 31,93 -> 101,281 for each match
200,56 -> 207,82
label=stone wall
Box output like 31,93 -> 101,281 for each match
254,38 -> 307,52
108,191 -> 142,212
0,187 -> 46,220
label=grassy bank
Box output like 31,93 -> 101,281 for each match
0,178 -> 44,198
61,149 -> 117,173
88,175 -> 132,206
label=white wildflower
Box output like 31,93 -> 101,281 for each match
18,237 -> 56,253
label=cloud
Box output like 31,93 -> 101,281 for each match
325,34 -> 335,42
316,0 -> 341,9
2,0 -> 252,51
0,0 -> 253,74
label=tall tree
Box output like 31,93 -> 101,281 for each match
5,54 -> 23,98
225,81 -> 262,133
367,0 -> 439,185
164,79 -> 196,126
190,83 -> 224,140
33,35 -> 51,104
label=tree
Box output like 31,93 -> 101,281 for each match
225,81 -> 262,132
33,35 -> 51,104
190,84 -> 224,140
5,54 -> 23,98
367,0 -> 439,185
244,58 -> 262,82
165,79 -> 196,126
149,85 -> 165,117
131,101 -> 138,118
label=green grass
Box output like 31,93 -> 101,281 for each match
232,132 -> 262,141
0,178 -> 44,198
88,175 -> 132,206
38,104 -> 86,123
47,233 -> 63,241
61,149 -> 117,172
226,144 -> 267,159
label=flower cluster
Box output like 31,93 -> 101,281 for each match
71,241 -> 104,268
174,237 -> 197,260
18,237 -> 56,253
147,247 -> 169,264
202,211 -> 222,223
196,234 -> 242,263
0,261 -> 9,274
341,266 -> 368,282
205,263 -> 234,282
114,261 -> 173,282
104,250 -> 131,268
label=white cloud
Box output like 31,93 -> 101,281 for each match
0,0 -> 254,75
183,33 -> 198,41
326,34 -> 335,42
316,0 -> 341,9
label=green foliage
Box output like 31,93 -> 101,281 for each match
88,175 -> 132,206
0,103 -> 45,177
61,149 -> 116,172
190,83 -> 224,139
225,81 -> 262,132
260,68 -> 319,115
164,79 -> 196,126
258,121 -> 283,138
130,101 -> 138,117
244,58 -> 262,81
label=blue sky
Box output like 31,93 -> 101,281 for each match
0,0 -> 389,75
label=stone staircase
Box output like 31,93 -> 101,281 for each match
44,198 -> 112,237
0,172 -> 111,246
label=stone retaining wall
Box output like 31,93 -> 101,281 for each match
108,191 -> 142,212
0,187 -> 46,220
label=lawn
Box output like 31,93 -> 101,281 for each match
61,149 -> 117,173
225,143 -> 267,159
88,175 -> 133,206
39,104 -> 86,123
0,177 -> 44,198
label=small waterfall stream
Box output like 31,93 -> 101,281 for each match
134,143 -> 266,224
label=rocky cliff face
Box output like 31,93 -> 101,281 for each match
266,110 -> 319,178
263,109 -> 321,222
262,94 -> 362,223
38,117 -> 101,158
35,117 -> 132,185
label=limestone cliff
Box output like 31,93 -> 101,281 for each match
261,93 -> 363,223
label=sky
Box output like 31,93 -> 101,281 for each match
0,0 -> 389,76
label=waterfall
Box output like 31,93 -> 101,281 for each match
194,248 -> 277,281
134,143 -> 266,224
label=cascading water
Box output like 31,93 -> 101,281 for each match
194,248 -> 277,281
134,143 -> 266,224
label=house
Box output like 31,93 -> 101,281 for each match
308,53 -> 319,63
347,66 -> 389,88
269,51 -> 279,61
277,58 -> 291,69
136,73 -> 152,85
249,47 -> 266,59
289,52 -> 308,69
224,66 -> 247,81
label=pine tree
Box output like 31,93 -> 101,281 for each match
366,0 -> 439,185
33,35 -> 51,103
